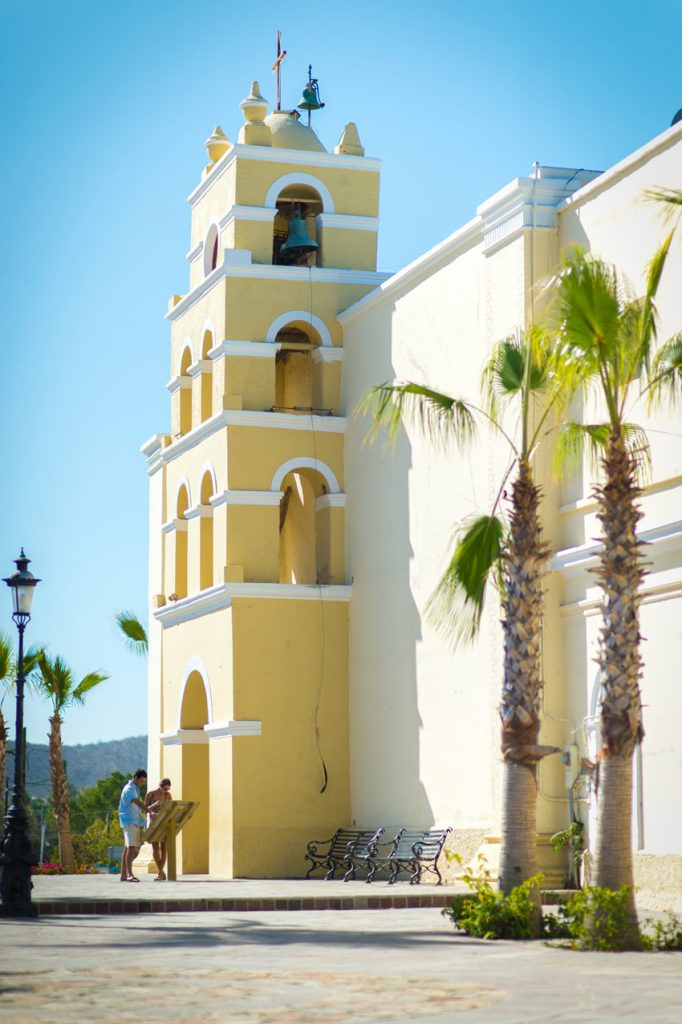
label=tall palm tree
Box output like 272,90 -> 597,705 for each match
32,653 -> 108,873
115,611 -> 148,657
551,236 -> 678,940
364,330 -> 561,916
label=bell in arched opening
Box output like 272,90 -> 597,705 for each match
278,207 -> 319,265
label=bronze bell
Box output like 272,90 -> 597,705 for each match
279,209 -> 318,263
297,68 -> 325,112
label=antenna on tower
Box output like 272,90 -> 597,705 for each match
272,31 -> 287,111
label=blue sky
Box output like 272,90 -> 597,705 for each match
1,0 -> 680,746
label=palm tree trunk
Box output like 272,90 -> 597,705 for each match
498,460 -> 553,913
48,713 -> 76,874
592,429 -> 645,942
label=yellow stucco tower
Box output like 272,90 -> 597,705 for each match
142,78 -> 386,876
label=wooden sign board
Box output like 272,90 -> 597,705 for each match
141,800 -> 200,881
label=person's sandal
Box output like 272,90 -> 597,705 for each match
126,876 -> 140,882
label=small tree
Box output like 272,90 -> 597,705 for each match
32,653 -> 108,873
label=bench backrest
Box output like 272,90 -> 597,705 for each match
390,827 -> 451,861
328,828 -> 384,858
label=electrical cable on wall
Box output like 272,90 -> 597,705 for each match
308,265 -> 329,793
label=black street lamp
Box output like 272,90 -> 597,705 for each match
0,549 -> 41,918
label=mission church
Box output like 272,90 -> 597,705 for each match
141,67 -> 682,896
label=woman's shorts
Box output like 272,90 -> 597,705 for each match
122,824 -> 142,848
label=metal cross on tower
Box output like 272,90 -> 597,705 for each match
272,31 -> 287,111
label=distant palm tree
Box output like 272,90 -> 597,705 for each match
551,235 -> 679,942
364,329 -> 562,918
115,611 -> 148,657
32,653 -> 108,873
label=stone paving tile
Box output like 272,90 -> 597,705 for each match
1,908 -> 681,1023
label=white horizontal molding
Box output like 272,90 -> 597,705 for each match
186,241 -> 202,264
155,582 -> 352,628
166,375 -> 192,394
188,143 -> 381,209
160,729 -> 208,746
312,347 -> 343,364
316,213 -> 379,232
188,359 -> 212,379
478,167 -> 601,256
161,518 -> 188,534
211,489 -> 284,508
185,503 -> 213,520
562,578 -> 682,618
218,204 -> 277,232
209,340 -> 280,360
155,583 -> 231,627
158,410 -> 346,467
560,472 -> 682,518
551,519 -> 682,579
204,720 -> 262,739
316,493 -> 346,511
166,261 -> 390,322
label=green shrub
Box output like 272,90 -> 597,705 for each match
551,885 -> 632,950
642,913 -> 682,951
72,817 -> 123,866
442,857 -> 542,940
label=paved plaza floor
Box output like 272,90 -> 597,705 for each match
1,878 -> 681,1024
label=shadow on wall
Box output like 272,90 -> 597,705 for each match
344,303 -> 434,828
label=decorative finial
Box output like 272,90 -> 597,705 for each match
204,126 -> 231,167
239,82 -> 271,147
334,122 -> 364,157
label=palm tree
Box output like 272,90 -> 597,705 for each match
364,330 -> 561,916
551,236 -> 678,940
32,653 -> 108,873
115,611 -> 148,657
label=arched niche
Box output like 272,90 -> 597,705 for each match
179,668 -> 210,873
273,320 -> 323,413
278,466 -> 330,584
199,326 -> 214,423
272,183 -> 323,267
199,469 -> 216,590
179,345 -> 193,435
174,481 -> 190,599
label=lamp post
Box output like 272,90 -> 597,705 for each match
0,549 -> 40,917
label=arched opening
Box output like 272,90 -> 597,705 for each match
279,467 -> 328,583
272,184 -> 322,267
200,329 -> 214,422
199,470 -> 215,590
179,670 -> 210,873
179,346 -> 192,435
274,322 -> 321,413
203,224 -> 220,277
174,483 -> 190,599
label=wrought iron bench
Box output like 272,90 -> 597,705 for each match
304,827 -> 384,881
359,827 -> 452,885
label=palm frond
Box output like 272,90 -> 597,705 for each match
0,634 -> 13,687
644,187 -> 682,221
639,233 -> 672,371
115,611 -> 149,657
425,514 -> 505,648
648,333 -> 682,409
359,382 -> 477,451
73,672 -> 109,704
481,332 -> 549,419
553,421 -> 650,480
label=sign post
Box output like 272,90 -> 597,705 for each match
141,800 -> 199,881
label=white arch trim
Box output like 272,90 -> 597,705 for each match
175,475 -> 192,513
200,318 -> 216,356
203,221 -> 221,278
179,338 -> 193,374
198,461 -> 218,500
264,172 -> 335,213
265,310 -> 332,347
271,457 -> 340,494
177,656 -> 214,729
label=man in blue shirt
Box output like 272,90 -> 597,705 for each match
118,769 -> 148,881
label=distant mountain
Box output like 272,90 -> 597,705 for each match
6,736 -> 148,798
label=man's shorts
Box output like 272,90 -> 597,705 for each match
122,824 -> 142,848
